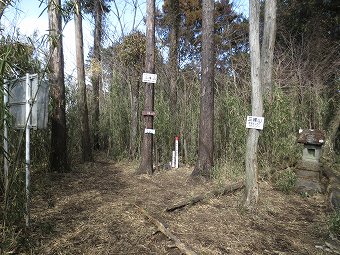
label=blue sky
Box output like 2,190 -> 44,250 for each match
1,0 -> 249,77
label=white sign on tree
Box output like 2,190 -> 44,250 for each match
246,116 -> 264,130
142,73 -> 157,83
145,128 -> 156,134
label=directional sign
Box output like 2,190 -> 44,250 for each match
246,116 -> 264,130
142,73 -> 157,84
145,128 -> 156,134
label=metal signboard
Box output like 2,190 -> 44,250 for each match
7,74 -> 49,130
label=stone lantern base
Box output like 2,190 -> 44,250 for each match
294,160 -> 322,194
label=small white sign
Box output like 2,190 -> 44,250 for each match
246,116 -> 264,130
142,73 -> 157,83
145,128 -> 156,134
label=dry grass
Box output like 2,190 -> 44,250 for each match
21,154 -> 333,254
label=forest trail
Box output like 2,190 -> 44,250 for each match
29,154 -> 332,254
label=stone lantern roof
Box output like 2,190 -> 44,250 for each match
297,129 -> 325,146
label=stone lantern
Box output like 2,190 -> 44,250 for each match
295,129 -> 325,194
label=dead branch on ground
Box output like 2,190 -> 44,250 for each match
135,204 -> 197,255
166,181 -> 244,212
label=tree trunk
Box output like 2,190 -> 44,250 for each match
74,0 -> 92,162
260,0 -> 277,101
137,0 -> 155,175
329,106 -> 340,149
0,0 -> 10,21
244,0 -> 263,209
169,0 -> 180,125
325,105 -> 340,160
48,0 -> 69,172
129,78 -> 140,160
92,1 -> 103,150
191,0 -> 215,178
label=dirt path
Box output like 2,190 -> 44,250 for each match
28,156 -> 332,254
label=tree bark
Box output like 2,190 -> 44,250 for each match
137,0 -> 155,174
74,0 -> 92,162
48,0 -> 69,172
324,104 -> 340,160
129,77 -> 140,160
260,0 -> 277,101
169,0 -> 180,123
191,0 -> 215,178
92,1 -> 103,150
244,0 -> 263,209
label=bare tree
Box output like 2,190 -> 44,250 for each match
74,0 -> 92,162
191,0 -> 215,178
244,0 -> 277,209
261,0 -> 277,101
137,0 -> 155,174
112,0 -> 126,38
48,0 -> 69,172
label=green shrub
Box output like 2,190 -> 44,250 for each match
275,169 -> 297,194
329,211 -> 340,239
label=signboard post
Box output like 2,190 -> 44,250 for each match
3,74 -> 49,227
3,81 -> 9,195
25,73 -> 31,227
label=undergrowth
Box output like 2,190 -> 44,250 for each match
329,210 -> 340,239
274,169 -> 297,194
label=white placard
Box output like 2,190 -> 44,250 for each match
145,128 -> 156,134
142,73 -> 157,83
246,116 -> 264,130
171,151 -> 175,168
175,136 -> 179,169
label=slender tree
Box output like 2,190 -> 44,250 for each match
168,0 -> 180,119
91,1 -> 103,150
244,0 -> 263,209
137,0 -> 155,174
114,32 -> 146,159
74,0 -> 92,162
48,0 -> 69,172
191,0 -> 215,178
261,0 -> 277,101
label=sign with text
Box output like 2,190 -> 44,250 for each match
142,73 -> 157,84
145,128 -> 156,134
246,116 -> 264,130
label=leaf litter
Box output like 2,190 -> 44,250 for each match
26,154 -> 332,254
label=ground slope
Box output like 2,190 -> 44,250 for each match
28,155 -> 332,254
